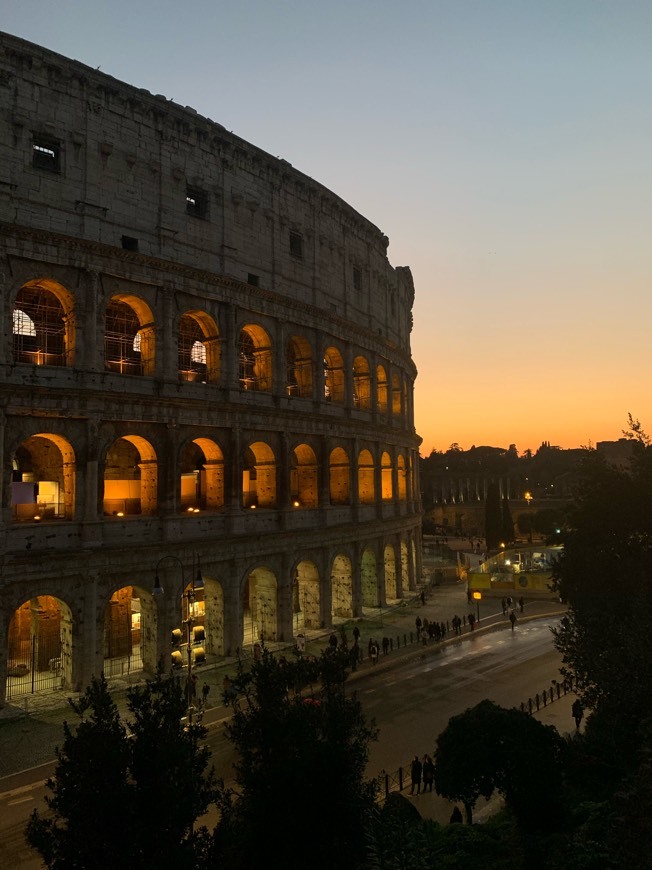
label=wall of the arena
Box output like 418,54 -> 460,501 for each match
0,31 -> 422,706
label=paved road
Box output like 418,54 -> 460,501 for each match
0,612 -> 568,868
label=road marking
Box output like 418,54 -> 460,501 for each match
8,796 -> 35,806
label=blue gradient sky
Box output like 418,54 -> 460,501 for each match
5,1 -> 652,454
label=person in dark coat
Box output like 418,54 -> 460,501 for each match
572,698 -> 584,730
422,754 -> 435,792
410,755 -> 422,795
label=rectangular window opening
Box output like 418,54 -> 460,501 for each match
32,138 -> 61,173
247,273 -> 260,287
121,236 -> 139,252
289,231 -> 303,259
186,187 -> 208,219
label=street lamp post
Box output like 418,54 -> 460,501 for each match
472,590 -> 482,624
524,491 -> 533,544
153,554 -> 204,727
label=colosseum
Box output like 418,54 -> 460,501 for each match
0,31 -> 421,706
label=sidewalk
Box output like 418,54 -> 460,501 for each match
0,576 -> 565,783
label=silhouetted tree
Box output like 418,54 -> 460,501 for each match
501,495 -> 515,544
212,646 -> 378,869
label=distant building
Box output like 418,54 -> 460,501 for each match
0,32 -> 421,705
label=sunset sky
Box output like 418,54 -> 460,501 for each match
5,1 -> 652,455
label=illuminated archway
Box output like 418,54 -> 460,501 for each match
180,438 -> 224,512
331,554 -> 353,619
105,295 -> 155,376
397,454 -> 407,500
239,324 -> 272,391
293,560 -> 320,632
242,568 -> 277,645
6,595 -> 73,699
178,310 -> 220,384
286,336 -> 312,397
291,444 -> 318,508
323,346 -> 345,403
358,449 -> 375,504
376,365 -> 388,414
381,451 -> 393,500
103,436 -> 158,516
12,433 -> 75,522
329,447 -> 350,505
13,279 -> 74,367
242,441 -> 276,509
353,355 -> 371,410
103,585 -> 158,677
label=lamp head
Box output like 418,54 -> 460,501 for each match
152,575 -> 165,596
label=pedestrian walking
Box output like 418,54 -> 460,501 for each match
370,639 -> 379,665
382,636 -> 390,656
509,610 -> 517,632
468,612 -> 475,631
410,755 -> 423,795
420,590 -> 426,606
352,625 -> 360,643
349,642 -> 359,672
501,597 -> 507,615
415,616 -> 422,638
518,596 -> 525,613
422,754 -> 435,792
201,682 -> 210,706
572,698 -> 584,730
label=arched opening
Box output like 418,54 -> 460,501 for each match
384,545 -> 398,601
376,365 -> 388,414
397,454 -> 407,500
293,561 -> 321,633
323,346 -> 345,403
239,324 -> 272,391
391,373 -> 402,416
178,311 -> 220,384
290,444 -> 318,508
361,548 -> 378,608
331,554 -> 353,619
179,438 -> 224,512
329,447 -> 350,505
104,295 -> 155,376
403,376 -> 410,421
103,436 -> 158,516
103,586 -> 157,677
13,279 -> 74,367
12,434 -> 75,522
242,568 -> 277,645
353,355 -> 371,410
286,336 -> 312,397
381,451 -> 393,500
6,596 -> 73,699
358,449 -> 375,504
242,441 -> 276,509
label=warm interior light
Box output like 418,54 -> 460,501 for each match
193,508 -> 200,513
33,515 -> 41,522
116,511 -> 124,517
293,500 -> 300,507
250,504 -> 257,509
187,506 -> 195,512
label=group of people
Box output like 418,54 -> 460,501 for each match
410,753 -> 435,795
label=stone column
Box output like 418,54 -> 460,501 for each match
139,461 -> 158,515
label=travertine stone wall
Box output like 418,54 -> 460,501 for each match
0,32 -> 422,706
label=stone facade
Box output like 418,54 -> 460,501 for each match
0,32 -> 422,704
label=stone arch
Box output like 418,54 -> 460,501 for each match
239,323 -> 272,391
5,595 -> 73,700
391,372 -> 402,416
104,294 -> 156,376
291,443 -> 318,508
397,454 -> 407,500
242,441 -> 276,509
202,575 -> 225,657
329,447 -> 350,505
12,433 -> 75,522
286,335 -> 313,397
178,310 -> 221,384
361,548 -> 378,608
376,364 -> 388,414
103,435 -> 158,516
381,451 -> 393,500
13,278 -> 75,367
331,554 -> 353,619
353,355 -> 371,410
357,449 -> 375,504
323,346 -> 345,403
242,567 -> 278,645
103,585 -> 158,677
293,560 -> 321,632
384,544 -> 397,601
179,438 -> 224,512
